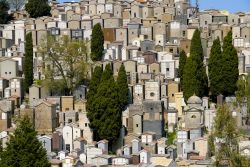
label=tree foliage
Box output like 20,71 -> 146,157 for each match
0,0 -> 13,24
236,73 -> 250,123
39,35 -> 88,95
221,31 -> 239,96
93,64 -> 120,142
179,50 -> 187,90
208,32 -> 238,100
208,104 -> 243,166
86,66 -> 103,101
91,23 -> 104,61
0,116 -> 49,167
87,64 -> 129,144
183,57 -> 198,99
183,29 -> 208,99
117,64 -> 129,111
208,38 -> 223,99
24,32 -> 34,93
25,0 -> 51,18
86,66 -> 103,130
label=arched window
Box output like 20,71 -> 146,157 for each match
191,115 -> 196,118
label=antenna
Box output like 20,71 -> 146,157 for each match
196,0 -> 199,11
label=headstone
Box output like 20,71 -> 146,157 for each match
97,140 -> 109,154
202,97 -> 209,109
132,138 -> 141,154
217,94 -> 223,105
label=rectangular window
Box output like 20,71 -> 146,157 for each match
81,130 -> 83,137
75,31 -> 79,37
66,144 -> 70,152
182,31 -> 186,36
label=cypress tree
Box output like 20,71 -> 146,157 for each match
90,64 -> 121,143
101,64 -> 113,82
190,29 -> 203,62
97,75 -> 120,143
91,23 -> 104,61
0,116 -> 49,167
25,0 -> 51,18
86,66 -> 103,127
208,38 -> 223,99
183,57 -> 198,99
117,64 -> 129,111
183,29 -> 208,99
24,32 -> 33,93
86,66 -> 103,100
179,50 -> 187,90
221,31 -> 239,96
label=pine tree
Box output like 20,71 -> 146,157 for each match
91,23 -> 104,61
24,32 -> 33,93
25,0 -> 51,18
208,38 -> 223,99
179,50 -> 187,90
117,64 -> 129,111
221,31 -> 239,96
0,116 -> 49,167
183,29 -> 208,99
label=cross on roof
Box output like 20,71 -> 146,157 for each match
43,140 -> 46,147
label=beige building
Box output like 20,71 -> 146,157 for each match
74,99 -> 86,112
34,100 -> 57,134
61,96 -> 74,112
150,155 -> 178,166
145,81 -> 160,101
168,82 -> 179,103
29,84 -> 49,103
194,137 -> 208,157
175,92 -> 185,117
